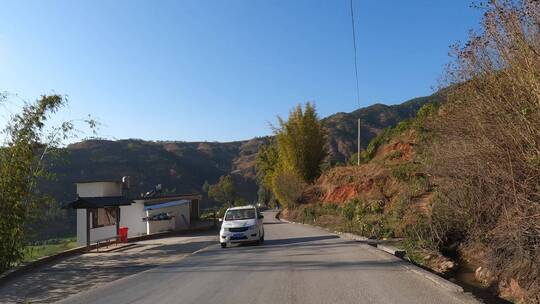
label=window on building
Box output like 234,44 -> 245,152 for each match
91,207 -> 117,228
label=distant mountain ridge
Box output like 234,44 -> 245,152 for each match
324,93 -> 443,164
45,92 -> 442,206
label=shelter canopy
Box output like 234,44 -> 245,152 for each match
65,196 -> 134,209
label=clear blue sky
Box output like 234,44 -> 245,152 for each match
0,0 -> 482,142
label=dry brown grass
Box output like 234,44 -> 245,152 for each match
427,1 -> 540,301
313,131 -> 417,206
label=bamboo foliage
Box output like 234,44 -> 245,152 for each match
256,103 -> 327,208
0,95 -> 95,272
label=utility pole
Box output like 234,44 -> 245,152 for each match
357,118 -> 361,166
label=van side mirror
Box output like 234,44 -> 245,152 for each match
258,214 -> 264,219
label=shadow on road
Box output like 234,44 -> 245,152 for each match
147,233 -> 408,275
263,235 -> 339,246
0,239 -> 214,304
227,234 -> 343,250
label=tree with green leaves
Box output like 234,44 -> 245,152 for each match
274,102 -> 327,183
207,175 -> 236,207
255,140 -> 279,191
0,94 -> 95,272
271,170 -> 306,209
255,102 -> 326,209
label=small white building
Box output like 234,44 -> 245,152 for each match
66,180 -> 201,247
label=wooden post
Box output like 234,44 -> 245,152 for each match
86,209 -> 91,250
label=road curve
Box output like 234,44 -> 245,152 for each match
59,211 -> 477,304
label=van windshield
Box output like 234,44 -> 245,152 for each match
225,208 -> 256,221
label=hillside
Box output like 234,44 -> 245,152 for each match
43,92 -> 441,206
323,93 -> 443,163
287,126 -> 428,239
43,138 -> 268,207
282,97 -> 538,302
281,117 -> 474,294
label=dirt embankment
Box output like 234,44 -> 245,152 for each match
303,130 -> 418,207
289,128 -> 529,303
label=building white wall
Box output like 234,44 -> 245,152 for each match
120,202 -> 146,237
76,209 -> 118,247
146,203 -> 191,234
147,214 -> 175,234
175,203 -> 191,229
76,203 -> 150,246
76,209 -> 86,247
75,197 -> 193,246
76,182 -> 122,197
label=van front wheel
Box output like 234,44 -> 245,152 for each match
221,243 -> 227,248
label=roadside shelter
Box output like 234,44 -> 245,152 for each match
65,180 -> 201,248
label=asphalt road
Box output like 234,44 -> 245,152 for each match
59,211 -> 478,304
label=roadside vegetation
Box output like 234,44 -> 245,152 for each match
0,94 -> 95,272
426,1 -> 540,300
283,104 -> 437,251
206,175 -> 237,207
23,237 -> 77,263
256,102 -> 327,209
258,1 -> 540,302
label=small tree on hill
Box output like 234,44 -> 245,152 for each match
207,175 -> 236,207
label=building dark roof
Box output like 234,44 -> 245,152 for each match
73,179 -> 122,184
64,196 -> 134,209
135,193 -> 201,204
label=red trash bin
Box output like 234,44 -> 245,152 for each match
119,227 -> 128,243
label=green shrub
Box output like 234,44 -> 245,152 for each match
323,203 -> 339,213
342,199 -> 358,221
408,176 -> 429,197
391,163 -> 415,181
272,170 -> 306,209
302,205 -> 320,223
386,150 -> 403,160
393,119 -> 413,134
402,215 -> 435,251
413,103 -> 438,129
369,200 -> 385,214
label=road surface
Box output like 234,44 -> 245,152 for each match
59,211 -> 477,304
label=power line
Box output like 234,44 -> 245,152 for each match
349,0 -> 361,166
349,0 -> 361,108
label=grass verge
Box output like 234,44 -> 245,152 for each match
23,237 -> 77,263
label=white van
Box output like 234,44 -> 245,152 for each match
219,205 -> 264,248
